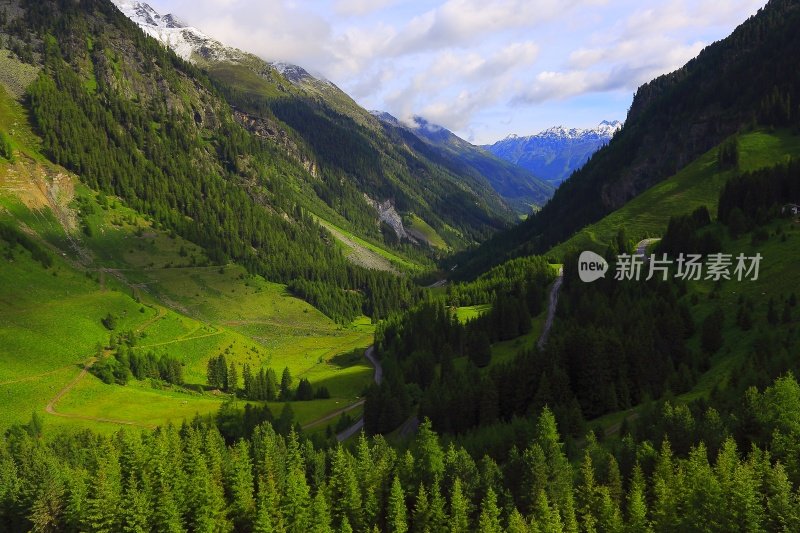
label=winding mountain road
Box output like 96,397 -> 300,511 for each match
634,238 -> 661,259
537,267 -> 564,349
335,345 -> 382,441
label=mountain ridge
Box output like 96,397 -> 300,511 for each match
110,0 -> 518,250
482,120 -> 622,185
371,111 -> 554,215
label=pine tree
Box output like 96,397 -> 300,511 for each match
522,443 -> 547,514
651,440 -> 681,532
28,475 -> 65,533
228,362 -> 239,394
533,408 -> 576,530
254,473 -> 282,533
427,478 -> 447,533
764,462 -> 800,531
328,446 -> 362,531
625,465 -> 651,533
532,489 -> 563,533
414,419 -> 445,487
606,455 -> 623,507
477,488 -> 502,533
576,451 -> 598,533
227,440 -> 256,530
280,431 -> 310,531
280,367 -> 293,400
595,488 -> 623,533
266,368 -> 279,401
184,431 -> 228,532
506,508 -> 530,533
310,487 -> 333,533
411,483 -> 429,533
449,478 -> 469,533
120,472 -> 151,533
84,443 -> 123,533
243,364 -> 253,398
388,475 -> 408,533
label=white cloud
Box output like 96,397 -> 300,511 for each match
150,0 -> 768,142
334,0 -> 400,16
380,0 -> 599,56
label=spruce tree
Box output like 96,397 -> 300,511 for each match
477,488 -> 502,533
84,444 -> 123,533
280,367 -> 293,401
388,475 -> 408,533
411,483 -> 429,533
532,490 -> 563,533
227,440 -> 256,530
120,472 -> 151,533
625,465 -> 651,533
228,362 -> 239,394
310,487 -> 333,533
449,478 -> 469,533
414,419 -> 445,487
328,445 -> 362,531
280,431 -> 310,531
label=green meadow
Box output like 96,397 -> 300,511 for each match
406,213 -> 448,250
0,173 -> 375,434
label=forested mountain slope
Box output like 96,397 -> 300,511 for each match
113,0 -> 520,248
0,0 -> 440,324
372,112 -> 554,215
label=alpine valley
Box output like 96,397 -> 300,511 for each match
1,1 -> 800,532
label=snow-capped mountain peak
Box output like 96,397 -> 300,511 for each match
114,1 -> 184,30
596,119 -> 623,135
529,120 -> 622,141
483,120 -> 623,184
112,0 -> 228,61
111,1 -> 332,88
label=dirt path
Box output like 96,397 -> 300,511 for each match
537,267 -> 564,349
301,399 -> 365,430
136,329 -> 222,349
134,305 -> 167,333
335,345 -> 382,442
634,238 -> 660,259
44,356 -> 156,429
603,411 -> 640,438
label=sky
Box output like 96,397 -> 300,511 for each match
150,0 -> 768,144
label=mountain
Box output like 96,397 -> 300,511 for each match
454,0 -> 800,278
482,120 -> 622,185
372,112 -> 554,215
111,1 -> 520,247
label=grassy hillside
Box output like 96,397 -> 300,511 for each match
0,77 -> 374,433
406,213 -> 449,251
0,187 -> 375,432
547,129 -> 800,259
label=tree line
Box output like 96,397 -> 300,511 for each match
5,378 -> 800,532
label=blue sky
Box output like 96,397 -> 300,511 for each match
151,0 -> 767,144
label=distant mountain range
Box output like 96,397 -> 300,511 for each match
482,120 -> 622,185
371,112 -> 553,215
